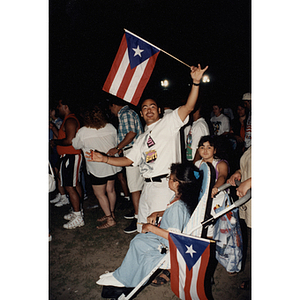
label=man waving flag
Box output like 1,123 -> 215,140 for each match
103,30 -> 160,106
169,232 -> 211,300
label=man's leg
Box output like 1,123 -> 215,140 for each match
64,186 -> 80,212
126,166 -> 144,215
138,179 -> 174,232
131,191 -> 141,216
61,154 -> 84,229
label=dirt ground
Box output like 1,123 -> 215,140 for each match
49,192 -> 251,300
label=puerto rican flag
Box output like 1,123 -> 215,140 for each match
169,232 -> 211,300
102,30 -> 160,106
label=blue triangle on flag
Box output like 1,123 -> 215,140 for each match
125,32 -> 160,69
170,233 -> 209,271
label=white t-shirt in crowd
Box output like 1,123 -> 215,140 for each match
210,113 -> 230,135
72,124 -> 122,178
184,117 -> 210,161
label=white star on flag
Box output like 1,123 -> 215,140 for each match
132,45 -> 144,57
185,244 -> 197,258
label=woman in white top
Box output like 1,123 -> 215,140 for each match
72,106 -> 121,229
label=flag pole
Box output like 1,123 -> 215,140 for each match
124,29 -> 191,69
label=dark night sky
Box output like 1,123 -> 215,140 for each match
49,0 -> 251,109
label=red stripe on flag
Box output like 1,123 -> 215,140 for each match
130,51 -> 159,106
102,34 -> 127,93
116,63 -> 135,99
184,264 -> 193,300
169,236 -> 180,298
196,244 -> 210,300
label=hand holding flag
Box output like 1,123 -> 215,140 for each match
190,64 -> 209,85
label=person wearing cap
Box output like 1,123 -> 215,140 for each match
242,92 -> 251,149
85,63 -> 208,232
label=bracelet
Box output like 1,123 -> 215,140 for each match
116,146 -> 120,150
106,156 -> 109,163
192,82 -> 200,86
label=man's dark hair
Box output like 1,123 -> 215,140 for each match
106,96 -> 127,107
61,98 -> 77,113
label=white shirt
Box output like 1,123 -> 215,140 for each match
72,124 -> 121,178
126,108 -> 188,178
210,113 -> 230,135
184,117 -> 210,161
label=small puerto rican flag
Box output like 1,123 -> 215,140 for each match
103,30 -> 160,106
169,232 -> 211,300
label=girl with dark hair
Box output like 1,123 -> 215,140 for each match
96,162 -> 202,290
194,135 -> 229,238
195,135 -> 229,198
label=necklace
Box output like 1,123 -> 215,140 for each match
168,195 -> 181,207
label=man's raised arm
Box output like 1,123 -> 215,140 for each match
178,63 -> 208,122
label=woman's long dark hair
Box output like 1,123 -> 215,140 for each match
170,162 -> 202,215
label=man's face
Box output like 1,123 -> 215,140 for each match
140,99 -> 161,125
56,100 -> 67,118
243,100 -> 251,110
108,104 -> 118,117
237,105 -> 246,117
212,105 -> 222,117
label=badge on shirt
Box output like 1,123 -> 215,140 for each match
147,136 -> 155,148
186,131 -> 192,160
145,149 -> 157,163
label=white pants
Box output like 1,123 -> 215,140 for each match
137,178 -> 174,233
125,165 -> 144,193
123,148 -> 144,193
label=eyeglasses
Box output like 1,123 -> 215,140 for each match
166,175 -> 177,182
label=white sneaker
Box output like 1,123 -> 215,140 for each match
64,209 -> 83,220
50,193 -> 61,204
55,195 -> 69,207
63,215 -> 84,229
64,211 -> 75,221
96,272 -> 125,287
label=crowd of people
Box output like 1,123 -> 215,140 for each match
49,64 -> 251,295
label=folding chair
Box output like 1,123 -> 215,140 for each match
118,161 -> 216,300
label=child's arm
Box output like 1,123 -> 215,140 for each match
212,161 -> 228,197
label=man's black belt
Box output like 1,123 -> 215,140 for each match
123,146 -> 133,151
144,174 -> 168,182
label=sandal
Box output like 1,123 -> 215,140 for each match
96,216 -> 116,230
97,215 -> 108,222
151,270 -> 170,286
97,213 -> 116,223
